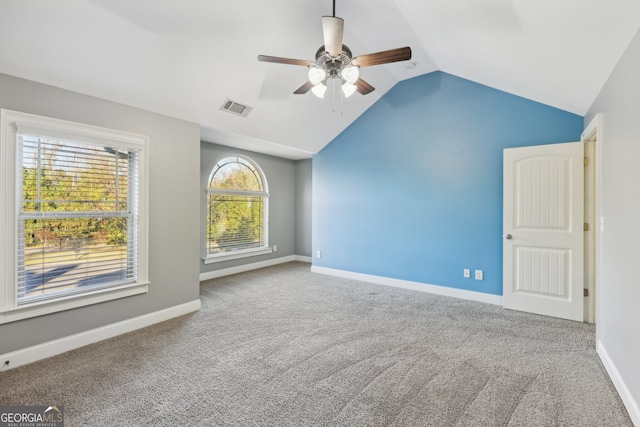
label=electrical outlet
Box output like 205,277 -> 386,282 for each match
463,269 -> 471,278
475,270 -> 484,280
316,250 -> 322,258
273,245 -> 277,252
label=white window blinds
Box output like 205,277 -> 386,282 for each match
16,132 -> 140,304
207,193 -> 265,254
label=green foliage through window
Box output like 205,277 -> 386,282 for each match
18,135 -> 138,302
207,157 -> 268,255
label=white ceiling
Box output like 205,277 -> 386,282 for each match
1,0 -> 639,159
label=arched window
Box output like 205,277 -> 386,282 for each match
206,156 -> 269,258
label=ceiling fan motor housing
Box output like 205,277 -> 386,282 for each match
315,45 -> 353,79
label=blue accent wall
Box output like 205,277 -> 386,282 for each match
312,71 -> 583,295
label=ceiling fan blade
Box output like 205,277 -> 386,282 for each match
294,81 -> 314,95
355,78 -> 375,95
352,47 -> 412,67
322,16 -> 344,58
258,55 -> 313,67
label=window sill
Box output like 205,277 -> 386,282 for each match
203,247 -> 274,264
0,281 -> 149,325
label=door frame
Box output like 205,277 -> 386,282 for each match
581,113 -> 602,325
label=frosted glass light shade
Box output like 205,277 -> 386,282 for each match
340,66 -> 360,84
308,67 -> 327,85
311,83 -> 327,98
341,82 -> 357,97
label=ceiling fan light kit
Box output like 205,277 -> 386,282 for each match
311,83 -> 328,98
341,66 -> 359,84
308,67 -> 327,86
341,82 -> 357,97
258,0 -> 412,100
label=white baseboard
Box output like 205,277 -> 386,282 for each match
200,255 -> 311,281
0,299 -> 201,371
597,340 -> 640,426
310,266 -> 503,306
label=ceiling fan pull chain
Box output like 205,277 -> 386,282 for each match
332,79 -> 338,113
340,79 -> 345,115
332,78 -> 337,114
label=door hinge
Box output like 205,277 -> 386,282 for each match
584,157 -> 590,166
584,288 -> 589,297
584,222 -> 589,231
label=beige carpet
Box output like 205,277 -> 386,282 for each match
0,262 -> 632,426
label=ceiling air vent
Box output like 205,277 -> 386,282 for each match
220,99 -> 251,118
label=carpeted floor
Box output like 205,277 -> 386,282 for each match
0,262 -> 632,426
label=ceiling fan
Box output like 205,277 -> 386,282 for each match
258,0 -> 412,99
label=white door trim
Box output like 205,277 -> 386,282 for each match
581,113 -> 603,327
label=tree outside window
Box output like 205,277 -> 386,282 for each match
207,156 -> 269,255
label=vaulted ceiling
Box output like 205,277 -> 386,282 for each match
1,0 -> 639,159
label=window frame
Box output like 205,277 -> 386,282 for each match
204,155 -> 271,264
0,109 -> 149,324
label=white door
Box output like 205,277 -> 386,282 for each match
503,141 -> 584,321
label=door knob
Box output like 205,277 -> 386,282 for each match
505,234 -> 513,240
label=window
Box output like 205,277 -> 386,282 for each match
205,156 -> 270,262
0,110 -> 149,323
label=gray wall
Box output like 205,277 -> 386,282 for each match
295,159 -> 312,257
200,142 -> 311,273
0,73 -> 201,354
585,28 -> 640,416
